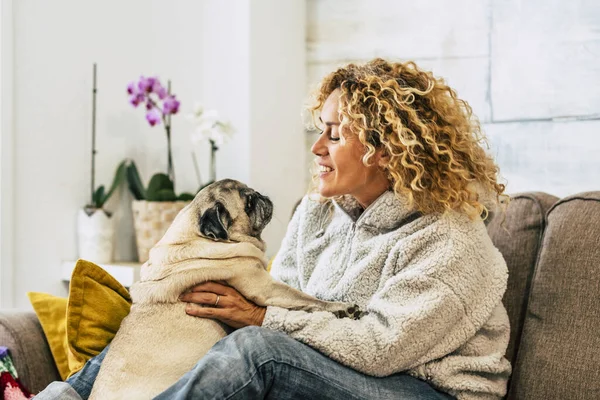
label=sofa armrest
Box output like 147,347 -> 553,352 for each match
0,310 -> 61,393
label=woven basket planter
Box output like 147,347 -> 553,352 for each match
131,200 -> 190,263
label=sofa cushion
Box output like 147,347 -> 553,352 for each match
0,311 -> 61,393
486,192 -> 557,367
65,259 -> 132,377
507,191 -> 600,400
27,292 -> 70,380
25,260 -> 132,382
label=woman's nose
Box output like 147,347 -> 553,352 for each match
311,133 -> 327,156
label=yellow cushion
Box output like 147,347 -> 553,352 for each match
65,259 -> 132,377
27,292 -> 70,380
28,259 -> 132,379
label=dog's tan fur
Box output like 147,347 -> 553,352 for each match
89,180 -> 353,399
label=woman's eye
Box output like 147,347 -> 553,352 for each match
318,129 -> 340,142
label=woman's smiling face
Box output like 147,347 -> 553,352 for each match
311,89 -> 390,208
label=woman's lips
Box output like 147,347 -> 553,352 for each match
318,165 -> 334,178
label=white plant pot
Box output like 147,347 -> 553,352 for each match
77,208 -> 115,264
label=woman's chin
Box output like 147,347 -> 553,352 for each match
318,185 -> 339,199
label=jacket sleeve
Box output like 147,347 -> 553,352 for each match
268,197 -> 307,291
262,228 -> 507,377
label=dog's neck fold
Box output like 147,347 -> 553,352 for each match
141,237 -> 268,282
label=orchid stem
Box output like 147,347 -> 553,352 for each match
166,81 -> 175,190
209,139 -> 218,183
91,63 -> 97,208
192,151 -> 202,187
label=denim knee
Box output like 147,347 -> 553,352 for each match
217,326 -> 291,364
226,326 -> 284,349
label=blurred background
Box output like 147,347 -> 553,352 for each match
0,0 -> 598,308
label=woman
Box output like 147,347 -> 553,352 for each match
45,59 -> 511,400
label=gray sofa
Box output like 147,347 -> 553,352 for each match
1,191 -> 599,399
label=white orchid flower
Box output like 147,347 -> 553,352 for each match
188,104 -> 235,146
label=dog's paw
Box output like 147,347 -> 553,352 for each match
332,304 -> 365,320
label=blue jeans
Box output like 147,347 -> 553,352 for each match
40,327 -> 454,399
34,346 -> 109,400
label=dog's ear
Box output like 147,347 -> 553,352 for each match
199,201 -> 231,240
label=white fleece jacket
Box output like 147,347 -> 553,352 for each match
262,191 -> 512,400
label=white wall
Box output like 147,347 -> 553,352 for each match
4,0 -> 307,308
306,0 -> 600,197
248,1 -> 306,257
201,0 -> 307,256
0,0 -> 15,308
200,0 -> 251,186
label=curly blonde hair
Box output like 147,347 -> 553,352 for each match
308,58 -> 506,219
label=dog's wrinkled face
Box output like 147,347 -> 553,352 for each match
191,179 -> 273,247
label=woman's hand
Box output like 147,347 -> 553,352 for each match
179,281 -> 266,329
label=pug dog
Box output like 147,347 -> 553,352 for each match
89,179 -> 360,400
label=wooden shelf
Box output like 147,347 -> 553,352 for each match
61,261 -> 142,287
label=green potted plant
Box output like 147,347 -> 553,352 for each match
126,76 -> 194,262
78,64 -> 127,263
